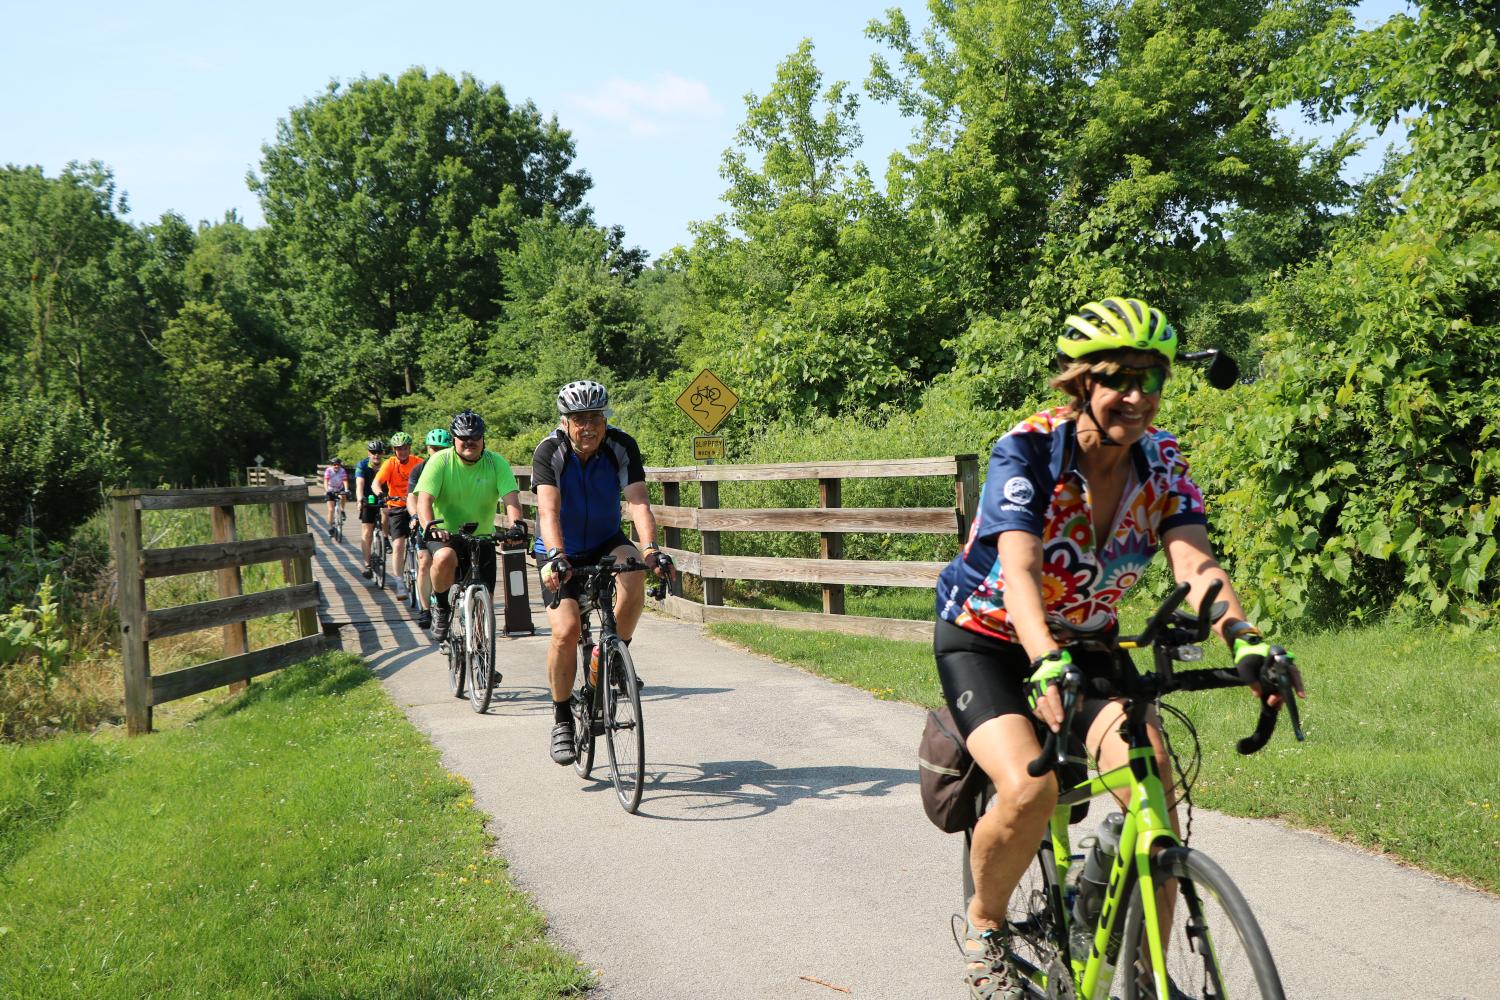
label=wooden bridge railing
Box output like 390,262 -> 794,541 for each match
516,454 -> 978,641
111,480 -> 333,735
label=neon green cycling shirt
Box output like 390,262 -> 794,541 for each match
414,448 -> 519,538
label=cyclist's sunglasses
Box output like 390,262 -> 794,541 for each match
455,434 -> 483,444
1095,365 -> 1168,396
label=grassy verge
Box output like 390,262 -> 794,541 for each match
0,653 -> 589,999
707,619 -> 1500,894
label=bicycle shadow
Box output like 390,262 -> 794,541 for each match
623,758 -> 915,822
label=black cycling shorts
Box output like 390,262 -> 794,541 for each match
933,618 -> 1125,743
539,531 -> 636,606
428,536 -> 496,592
386,507 -> 412,539
358,496 -> 381,524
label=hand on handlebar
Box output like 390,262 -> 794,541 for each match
1234,634 -> 1306,709
540,553 -> 572,591
1026,651 -> 1072,733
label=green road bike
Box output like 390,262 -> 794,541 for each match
961,581 -> 1303,999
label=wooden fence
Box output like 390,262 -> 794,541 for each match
110,481 -> 332,735
517,454 -> 977,641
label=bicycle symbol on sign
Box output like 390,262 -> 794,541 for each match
690,386 -> 725,420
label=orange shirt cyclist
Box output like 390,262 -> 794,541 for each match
375,432 -> 422,599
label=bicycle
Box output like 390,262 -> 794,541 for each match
960,581 -> 1303,999
435,518 -> 528,714
365,497 -> 389,589
549,555 -> 666,814
403,518 -> 423,613
326,490 -> 349,542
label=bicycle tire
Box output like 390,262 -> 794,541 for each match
446,600 -> 466,700
372,530 -> 387,589
571,646 -> 596,779
1118,846 -> 1284,1000
404,542 -> 421,611
465,585 -> 495,714
603,640 -> 645,813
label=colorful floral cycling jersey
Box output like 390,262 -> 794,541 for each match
936,407 -> 1208,642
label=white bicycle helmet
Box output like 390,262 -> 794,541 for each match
556,380 -> 612,416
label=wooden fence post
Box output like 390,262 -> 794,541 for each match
285,498 -> 321,639
955,454 -> 980,539
110,494 -> 151,735
663,481 -> 683,599
270,501 -> 292,582
819,477 -> 845,615
211,505 -> 250,694
700,480 -> 723,607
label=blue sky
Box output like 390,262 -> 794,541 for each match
2,0 -> 1409,260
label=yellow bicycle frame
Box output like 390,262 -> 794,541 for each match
1047,745 -> 1182,1000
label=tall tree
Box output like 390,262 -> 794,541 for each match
253,67 -> 592,432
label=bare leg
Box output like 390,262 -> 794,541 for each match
965,715 -> 1059,930
546,601 -> 582,701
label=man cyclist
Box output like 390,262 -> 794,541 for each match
354,439 -> 387,579
533,380 -> 674,766
322,457 -> 349,532
375,432 -> 422,600
934,297 -> 1304,998
407,427 -> 451,629
414,410 -> 525,644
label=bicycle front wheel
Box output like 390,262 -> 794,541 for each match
465,585 -> 495,714
1118,846 -> 1284,1000
602,640 -> 645,813
372,532 -> 387,589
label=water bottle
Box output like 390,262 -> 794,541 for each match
1070,812 -> 1124,958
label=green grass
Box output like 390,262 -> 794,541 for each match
0,654 -> 589,999
708,619 -> 1500,894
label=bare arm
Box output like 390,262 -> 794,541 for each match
1161,524 -> 1250,647
997,530 -> 1059,662
622,481 -> 657,550
537,484 -> 564,554
501,491 -> 524,530
416,491 -> 435,530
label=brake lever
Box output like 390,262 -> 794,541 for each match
1026,665 -> 1083,778
1235,647 -> 1304,753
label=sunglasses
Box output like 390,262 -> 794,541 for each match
1096,365 -> 1168,396
455,435 -> 483,444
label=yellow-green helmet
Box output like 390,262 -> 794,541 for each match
389,431 -> 412,447
1058,297 -> 1178,363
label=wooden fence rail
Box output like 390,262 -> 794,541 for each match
111,479 -> 332,735
514,453 -> 977,642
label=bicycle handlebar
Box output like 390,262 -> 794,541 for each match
1025,583 -> 1302,778
541,555 -> 667,610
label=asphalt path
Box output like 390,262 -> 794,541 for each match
306,507 -> 1500,999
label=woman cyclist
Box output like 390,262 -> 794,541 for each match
322,457 -> 349,531
933,297 -> 1302,998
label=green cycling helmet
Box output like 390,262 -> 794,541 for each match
389,431 -> 413,447
425,427 -> 452,448
1058,297 -> 1178,364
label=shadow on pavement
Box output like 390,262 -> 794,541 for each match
628,758 -> 916,822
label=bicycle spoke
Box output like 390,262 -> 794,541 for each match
603,642 -> 645,813
466,586 -> 494,714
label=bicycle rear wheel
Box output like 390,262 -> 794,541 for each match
405,543 -> 421,610
446,594 -> 466,700
1118,846 -> 1284,999
372,530 -> 387,588
603,640 -> 645,813
465,585 -> 495,714
571,645 -> 596,779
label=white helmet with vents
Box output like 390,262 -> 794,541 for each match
556,380 -> 612,416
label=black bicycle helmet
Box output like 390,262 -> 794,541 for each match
556,379 -> 612,416
366,439 -> 387,454
450,409 -> 487,438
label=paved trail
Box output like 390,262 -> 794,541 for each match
308,506 -> 1500,999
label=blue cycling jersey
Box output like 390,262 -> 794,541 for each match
530,427 -> 646,558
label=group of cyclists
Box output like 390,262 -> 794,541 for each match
321,380 -> 676,766
319,299 -> 1306,998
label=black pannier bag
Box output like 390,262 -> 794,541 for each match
918,707 -> 987,833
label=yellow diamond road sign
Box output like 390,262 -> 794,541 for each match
676,369 -> 739,434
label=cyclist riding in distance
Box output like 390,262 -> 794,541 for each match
375,432 -> 422,601
406,427 -> 451,629
933,297 -> 1304,999
533,379 -> 675,766
354,439 -> 387,579
414,410 -> 525,643
322,457 -> 349,532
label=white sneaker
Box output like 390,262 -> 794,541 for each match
394,582 -> 408,599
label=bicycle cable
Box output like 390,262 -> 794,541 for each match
1156,698 -> 1202,845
